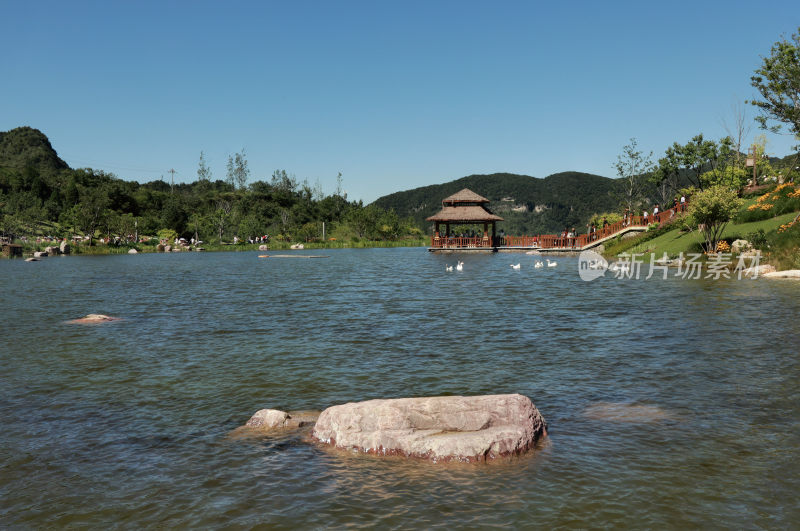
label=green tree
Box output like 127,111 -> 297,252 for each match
197,151 -> 212,182
749,26 -> 800,144
686,185 -> 743,252
701,166 -> 749,190
227,149 -> 250,190
212,199 -> 233,242
614,138 -> 654,213
238,214 -> 262,242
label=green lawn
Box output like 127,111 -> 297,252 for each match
607,211 -> 799,258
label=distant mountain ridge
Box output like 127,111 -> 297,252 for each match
372,171 -> 622,235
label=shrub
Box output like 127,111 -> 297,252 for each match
747,229 -> 769,250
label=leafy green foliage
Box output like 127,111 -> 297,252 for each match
0,127 -> 420,245
749,26 -> 800,143
686,185 -> 744,252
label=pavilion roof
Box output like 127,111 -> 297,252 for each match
442,188 -> 490,205
426,205 -> 504,223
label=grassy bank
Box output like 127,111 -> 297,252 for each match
602,208 -> 800,270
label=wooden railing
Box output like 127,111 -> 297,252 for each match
429,203 -> 687,249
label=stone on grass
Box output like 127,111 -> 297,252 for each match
128,248 -> 138,254
312,394 -> 547,462
259,244 -> 269,251
742,264 -> 776,277
731,239 -> 752,254
763,269 -> 800,279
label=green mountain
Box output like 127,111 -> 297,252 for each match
0,126 -> 69,174
372,172 -> 623,235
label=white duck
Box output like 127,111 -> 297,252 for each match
455,260 -> 464,271
510,263 -> 521,270
547,258 -> 557,267
534,261 -> 544,268
445,264 -> 453,272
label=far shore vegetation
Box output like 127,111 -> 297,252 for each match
2,28 -> 799,265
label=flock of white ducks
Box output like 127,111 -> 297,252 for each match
447,259 -> 558,271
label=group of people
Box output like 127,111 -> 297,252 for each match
246,235 -> 270,244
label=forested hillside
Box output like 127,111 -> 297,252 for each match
0,127 -> 422,245
373,172 -> 624,234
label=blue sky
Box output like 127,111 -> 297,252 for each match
2,1 -> 798,202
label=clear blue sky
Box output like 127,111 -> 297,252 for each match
2,1 -> 798,202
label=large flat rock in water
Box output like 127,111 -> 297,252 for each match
312,394 -> 546,462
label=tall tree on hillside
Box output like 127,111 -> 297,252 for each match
197,151 -> 212,182
656,134 -> 732,192
225,156 -> 235,188
614,138 -> 654,214
226,149 -> 250,190
720,101 -> 753,169
749,26 -> 800,146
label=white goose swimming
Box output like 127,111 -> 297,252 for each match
445,265 -> 453,272
547,259 -> 557,267
455,260 -> 464,272
534,261 -> 544,268
510,263 -> 521,270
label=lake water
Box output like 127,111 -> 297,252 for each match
2,248 -> 799,527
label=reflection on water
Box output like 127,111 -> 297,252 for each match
1,248 -> 799,527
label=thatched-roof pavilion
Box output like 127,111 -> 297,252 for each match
426,188 -> 503,247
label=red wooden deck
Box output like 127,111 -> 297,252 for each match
429,204 -> 687,251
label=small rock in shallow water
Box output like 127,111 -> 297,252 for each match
230,410 -> 320,439
66,314 -> 121,324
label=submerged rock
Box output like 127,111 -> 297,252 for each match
583,402 -> 673,422
311,394 -> 547,462
66,314 -> 121,324
246,409 -> 319,430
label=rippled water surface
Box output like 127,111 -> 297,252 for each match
2,248 -> 799,527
